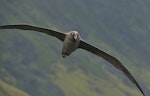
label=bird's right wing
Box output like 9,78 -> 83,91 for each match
0,24 -> 66,41
79,40 -> 145,96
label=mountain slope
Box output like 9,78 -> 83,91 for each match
0,80 -> 30,96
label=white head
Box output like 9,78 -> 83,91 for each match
70,31 -> 78,40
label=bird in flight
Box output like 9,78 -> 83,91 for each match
0,24 -> 145,96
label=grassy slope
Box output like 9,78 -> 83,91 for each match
0,0 -> 150,96
0,80 -> 30,96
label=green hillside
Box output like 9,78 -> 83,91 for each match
0,0 -> 150,96
0,80 -> 30,96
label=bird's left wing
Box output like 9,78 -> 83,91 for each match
79,40 -> 145,96
0,24 -> 66,41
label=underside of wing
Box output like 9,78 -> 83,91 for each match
79,40 -> 145,96
0,24 -> 66,41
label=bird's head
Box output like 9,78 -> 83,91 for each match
71,31 -> 78,40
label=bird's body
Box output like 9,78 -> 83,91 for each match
0,24 -> 145,96
62,31 -> 81,57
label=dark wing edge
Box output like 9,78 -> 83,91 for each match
79,40 -> 145,96
0,24 -> 66,41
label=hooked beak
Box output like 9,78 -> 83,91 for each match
73,34 -> 77,40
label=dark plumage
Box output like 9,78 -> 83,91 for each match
0,24 -> 145,96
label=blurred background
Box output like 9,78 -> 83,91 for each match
0,0 -> 150,96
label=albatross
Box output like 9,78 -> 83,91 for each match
0,24 -> 145,96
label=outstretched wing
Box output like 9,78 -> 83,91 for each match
0,24 -> 66,41
79,40 -> 145,96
